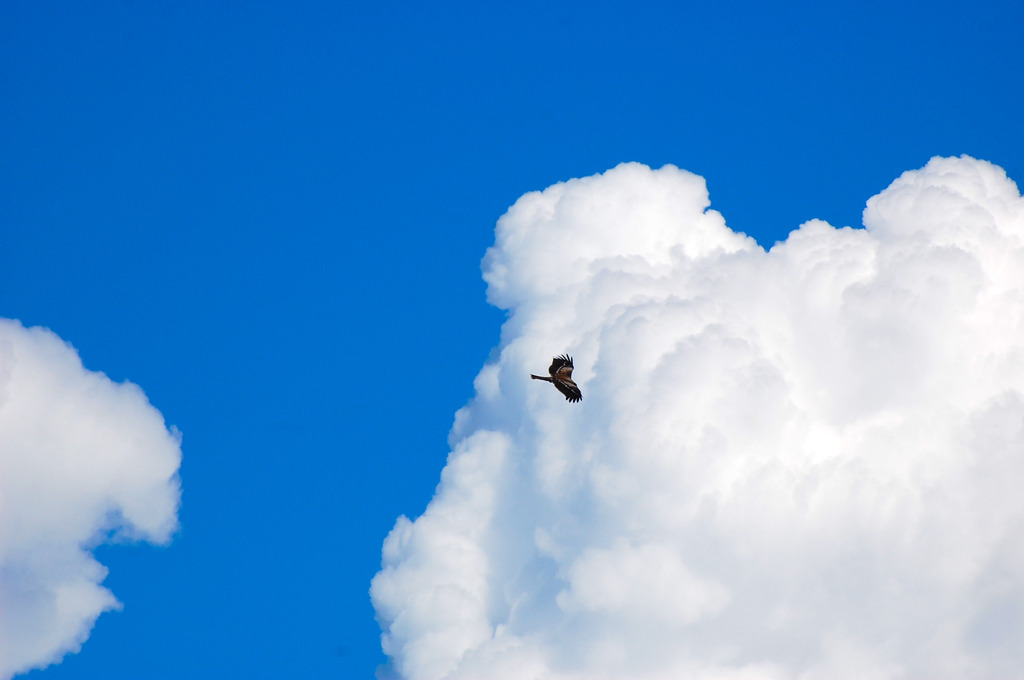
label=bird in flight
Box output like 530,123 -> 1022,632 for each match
531,354 -> 582,403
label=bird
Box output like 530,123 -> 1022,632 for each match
531,354 -> 582,403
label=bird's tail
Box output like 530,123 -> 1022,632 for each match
530,374 -> 552,382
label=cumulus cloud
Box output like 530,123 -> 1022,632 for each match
372,156 -> 1024,679
0,320 -> 181,679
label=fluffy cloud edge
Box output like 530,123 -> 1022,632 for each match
0,319 -> 182,678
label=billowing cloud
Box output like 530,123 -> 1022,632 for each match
0,321 -> 181,679
372,155 -> 1024,680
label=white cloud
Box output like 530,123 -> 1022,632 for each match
372,156 -> 1024,679
0,320 -> 181,679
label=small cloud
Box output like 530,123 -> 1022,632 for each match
0,320 -> 182,679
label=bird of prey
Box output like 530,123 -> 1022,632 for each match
531,354 -> 582,403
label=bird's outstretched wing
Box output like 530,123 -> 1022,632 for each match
548,354 -> 573,377
548,354 -> 582,402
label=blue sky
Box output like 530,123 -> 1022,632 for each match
2,1 -> 1022,678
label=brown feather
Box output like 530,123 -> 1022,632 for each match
532,354 -> 582,403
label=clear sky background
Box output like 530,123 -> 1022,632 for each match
1,1 -> 1022,679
